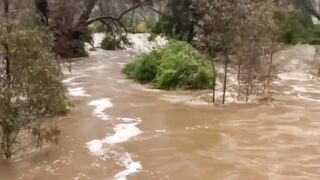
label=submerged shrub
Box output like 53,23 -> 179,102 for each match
135,22 -> 148,33
123,50 -> 162,83
101,36 -> 122,50
148,33 -> 157,42
81,27 -> 94,45
0,25 -> 68,159
123,41 -> 214,90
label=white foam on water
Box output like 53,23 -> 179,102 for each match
62,75 -> 85,86
297,94 -> 320,103
88,98 -> 113,120
278,72 -> 313,81
105,119 -> 143,144
62,75 -> 89,84
68,87 -> 90,97
86,124 -> 144,179
86,117 -> 143,156
85,117 -> 144,179
125,33 -> 168,54
86,139 -> 105,156
86,98 -> 143,179
114,152 -> 143,180
120,117 -> 140,123
291,85 -> 320,93
93,33 -> 106,48
155,129 -> 167,133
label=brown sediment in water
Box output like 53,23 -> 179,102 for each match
0,47 -> 320,180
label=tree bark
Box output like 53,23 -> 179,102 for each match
50,0 -> 98,58
267,45 -> 274,94
222,55 -> 229,104
211,59 -> 216,103
2,0 -> 13,160
3,0 -> 10,84
237,58 -> 242,100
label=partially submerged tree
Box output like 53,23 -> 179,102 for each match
36,0 -> 156,57
194,0 -> 277,103
194,0 -> 244,104
233,0 -> 277,101
46,0 -> 98,58
0,0 -> 67,159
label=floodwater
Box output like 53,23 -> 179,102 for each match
1,46 -> 320,180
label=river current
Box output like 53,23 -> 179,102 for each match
0,46 -> 320,180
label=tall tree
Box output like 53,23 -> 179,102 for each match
45,0 -> 98,58
154,0 -> 195,42
194,0 -> 277,103
0,0 -> 67,159
194,0 -> 242,104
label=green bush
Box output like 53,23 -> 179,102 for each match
275,10 -> 320,45
123,50 -> 162,82
135,22 -> 148,33
148,33 -> 157,41
101,36 -> 122,50
0,25 -> 68,158
123,41 -> 214,90
81,27 -> 94,45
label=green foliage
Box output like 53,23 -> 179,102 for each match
120,11 -> 158,34
123,41 -> 214,90
275,10 -> 320,44
153,0 -> 194,42
101,36 -> 122,50
124,50 -> 162,83
90,22 -> 106,33
81,27 -> 94,45
148,33 -> 157,41
135,22 -> 149,33
0,25 -> 68,158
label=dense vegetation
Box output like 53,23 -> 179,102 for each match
101,36 -> 123,50
2,0 -> 320,160
0,25 -> 68,159
0,0 -> 67,159
275,10 -> 320,45
123,41 -> 214,90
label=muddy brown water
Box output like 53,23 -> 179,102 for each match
1,48 -> 320,180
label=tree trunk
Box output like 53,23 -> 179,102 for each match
1,0 -> 13,159
222,55 -> 229,104
3,128 -> 12,159
237,58 -> 242,100
53,32 -> 87,58
130,9 -> 135,26
49,0 -> 98,58
211,59 -> 216,103
187,21 -> 195,43
267,45 -> 274,94
3,0 -> 10,84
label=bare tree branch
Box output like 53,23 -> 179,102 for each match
86,1 -> 162,30
304,0 -> 320,20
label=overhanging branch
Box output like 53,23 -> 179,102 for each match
86,2 -> 163,26
304,0 -> 320,20
87,3 -> 143,25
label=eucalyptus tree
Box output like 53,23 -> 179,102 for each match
33,0 -> 158,57
154,0 -> 196,42
0,0 -> 67,159
278,0 -> 320,24
194,0 -> 277,103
